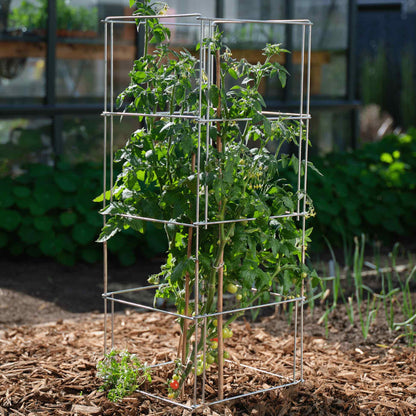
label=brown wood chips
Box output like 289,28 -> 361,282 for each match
1,311 -> 415,415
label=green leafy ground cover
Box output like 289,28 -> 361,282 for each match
1,129 -> 415,266
0,162 -> 166,266
304,128 -> 416,252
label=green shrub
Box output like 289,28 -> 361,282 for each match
0,161 -> 167,266
305,128 -> 416,251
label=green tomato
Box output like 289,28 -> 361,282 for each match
206,354 -> 215,364
172,374 -> 180,381
223,350 -> 230,359
211,341 -> 218,349
213,319 -> 218,327
226,283 -> 238,294
236,293 -> 242,301
196,366 -> 203,376
223,327 -> 233,339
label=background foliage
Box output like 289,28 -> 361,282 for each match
1,129 -> 415,265
0,161 -> 166,266
304,128 -> 416,251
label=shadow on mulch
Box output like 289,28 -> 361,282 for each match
0,256 -> 163,328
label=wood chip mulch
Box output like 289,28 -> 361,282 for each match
1,311 -> 415,416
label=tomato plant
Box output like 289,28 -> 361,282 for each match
97,0 -> 315,398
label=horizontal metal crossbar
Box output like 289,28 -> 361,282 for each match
102,211 -> 308,229
102,291 -> 305,319
101,111 -> 311,121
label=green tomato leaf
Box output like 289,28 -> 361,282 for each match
228,67 -> 238,80
278,70 -> 287,88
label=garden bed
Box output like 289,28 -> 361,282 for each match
1,258 -> 415,415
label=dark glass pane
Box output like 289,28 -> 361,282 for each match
310,109 -> 353,155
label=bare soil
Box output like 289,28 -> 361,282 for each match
1,257 -> 416,415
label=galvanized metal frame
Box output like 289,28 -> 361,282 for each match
102,13 -> 312,410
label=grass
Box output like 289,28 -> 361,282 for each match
309,235 -> 416,346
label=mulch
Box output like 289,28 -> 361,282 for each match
1,311 -> 415,416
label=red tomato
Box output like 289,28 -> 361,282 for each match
169,379 -> 179,390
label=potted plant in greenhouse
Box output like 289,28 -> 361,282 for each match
97,0 -> 315,401
7,0 -> 98,37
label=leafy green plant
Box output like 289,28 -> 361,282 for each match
390,244 -> 416,345
316,236 -> 416,346
303,129 -> 416,252
9,0 -> 98,33
97,0 -> 314,396
0,161 -> 165,265
97,350 -> 151,402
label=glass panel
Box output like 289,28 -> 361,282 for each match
56,59 -> 104,101
310,109 -> 353,156
221,0 -> 286,49
290,50 -> 347,99
165,0 -> 215,18
161,1 -> 215,46
291,0 -> 348,98
56,0 -> 99,39
56,0 -> 133,102
294,0 -> 348,50
0,56 -> 45,99
61,115 -> 102,163
0,1 -> 46,99
0,118 -> 53,176
61,115 -> 139,164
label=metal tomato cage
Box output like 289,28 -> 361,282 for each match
101,13 -> 312,411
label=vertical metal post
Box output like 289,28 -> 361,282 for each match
293,299 -> 298,381
300,24 -> 312,382
193,16 -> 205,407
110,22 -> 114,203
103,20 -> 108,356
294,23 -> 306,380
297,24 -> 306,217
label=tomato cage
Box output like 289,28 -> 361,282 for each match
100,12 -> 312,411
